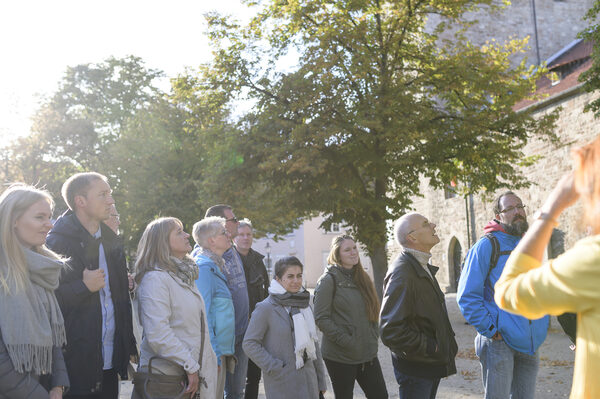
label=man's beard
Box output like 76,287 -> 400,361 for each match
502,217 -> 529,237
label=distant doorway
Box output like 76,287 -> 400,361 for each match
449,237 -> 463,292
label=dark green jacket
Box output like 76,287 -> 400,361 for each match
313,265 -> 379,364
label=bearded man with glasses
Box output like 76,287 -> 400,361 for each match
457,191 -> 549,399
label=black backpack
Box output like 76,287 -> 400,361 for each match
459,233 -> 512,290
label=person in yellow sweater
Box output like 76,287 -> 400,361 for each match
495,135 -> 600,399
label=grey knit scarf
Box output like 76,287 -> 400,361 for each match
167,256 -> 198,287
0,247 -> 66,375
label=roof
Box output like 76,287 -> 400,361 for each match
513,39 -> 593,111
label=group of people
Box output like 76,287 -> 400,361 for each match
0,171 -> 387,399
2,134 -> 600,399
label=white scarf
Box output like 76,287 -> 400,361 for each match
269,279 -> 319,369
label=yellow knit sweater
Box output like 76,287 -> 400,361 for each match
495,235 -> 600,399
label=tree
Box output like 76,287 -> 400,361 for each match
199,0 -> 558,295
29,55 -> 164,171
4,56 -> 165,214
579,1 -> 600,116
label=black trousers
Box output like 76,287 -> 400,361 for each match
65,368 -> 119,399
324,357 -> 388,399
244,358 -> 262,399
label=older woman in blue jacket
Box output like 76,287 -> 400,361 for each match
192,216 -> 236,399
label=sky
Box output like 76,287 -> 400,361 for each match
0,0 -> 254,145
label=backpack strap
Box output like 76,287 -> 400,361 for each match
483,233 -> 512,289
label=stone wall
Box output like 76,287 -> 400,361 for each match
404,88 -> 599,291
428,0 -> 595,65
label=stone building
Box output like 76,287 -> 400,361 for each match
428,0 -> 595,66
408,37 -> 599,292
398,0 -> 599,291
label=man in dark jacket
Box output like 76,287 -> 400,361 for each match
233,219 -> 269,399
47,172 -> 137,399
380,212 -> 457,399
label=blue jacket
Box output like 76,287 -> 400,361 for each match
457,230 -> 549,355
193,249 -> 235,361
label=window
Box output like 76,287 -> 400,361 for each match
328,223 -> 341,233
444,184 -> 457,199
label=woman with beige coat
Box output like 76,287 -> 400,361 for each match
132,217 -> 217,398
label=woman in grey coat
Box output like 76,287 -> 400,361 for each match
0,184 -> 69,398
243,256 -> 327,399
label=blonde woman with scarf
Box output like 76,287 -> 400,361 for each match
0,184 -> 68,398
133,217 -> 217,399
243,256 -> 327,399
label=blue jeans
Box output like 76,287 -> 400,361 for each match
225,335 -> 248,399
392,358 -> 440,399
475,333 -> 539,399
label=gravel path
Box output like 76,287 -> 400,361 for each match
120,293 -> 575,398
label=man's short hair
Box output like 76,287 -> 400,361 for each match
205,204 -> 232,218
493,191 -> 517,215
238,218 -> 253,230
61,172 -> 107,211
394,212 -> 418,246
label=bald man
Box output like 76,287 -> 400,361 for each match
380,213 -> 457,399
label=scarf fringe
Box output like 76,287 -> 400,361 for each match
5,343 -> 53,375
52,322 -> 67,347
0,247 -> 66,377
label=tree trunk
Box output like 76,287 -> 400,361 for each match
369,244 -> 388,301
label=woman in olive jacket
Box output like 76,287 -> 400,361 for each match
314,235 -> 388,398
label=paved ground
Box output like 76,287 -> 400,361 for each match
120,293 -> 574,398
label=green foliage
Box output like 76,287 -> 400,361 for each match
579,0 -> 600,116
197,0 -> 558,292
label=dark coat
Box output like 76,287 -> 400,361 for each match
0,334 -> 69,398
380,251 -> 457,379
237,248 -> 269,314
46,210 -> 137,395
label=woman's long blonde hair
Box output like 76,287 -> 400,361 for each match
135,217 -> 190,284
574,136 -> 600,234
0,184 -> 61,294
327,235 -> 380,323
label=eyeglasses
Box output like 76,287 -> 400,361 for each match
499,204 -> 526,214
219,229 -> 229,236
225,217 -> 238,223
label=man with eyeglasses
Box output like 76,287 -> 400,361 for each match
203,204 -> 250,399
457,191 -> 549,399
380,212 -> 457,399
